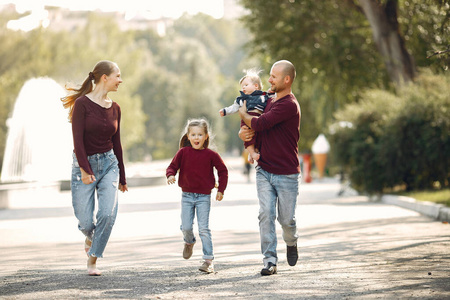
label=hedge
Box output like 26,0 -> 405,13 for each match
329,70 -> 450,194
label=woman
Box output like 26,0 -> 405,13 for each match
62,60 -> 128,276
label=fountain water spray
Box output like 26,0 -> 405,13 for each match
1,77 -> 72,183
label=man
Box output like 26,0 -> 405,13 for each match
238,60 -> 301,276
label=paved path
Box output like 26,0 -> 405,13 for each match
0,158 -> 449,299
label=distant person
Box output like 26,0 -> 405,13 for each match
238,60 -> 301,276
220,69 -> 273,163
61,60 -> 128,276
166,118 -> 228,274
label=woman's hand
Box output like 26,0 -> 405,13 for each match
238,125 -> 255,142
119,184 -> 128,192
216,191 -> 223,201
80,168 -> 96,184
167,176 -> 176,185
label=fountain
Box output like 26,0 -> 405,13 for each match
0,77 -> 73,208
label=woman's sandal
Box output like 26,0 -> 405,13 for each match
84,238 -> 92,257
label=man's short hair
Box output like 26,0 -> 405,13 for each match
274,60 -> 296,82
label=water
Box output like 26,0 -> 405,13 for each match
1,77 -> 72,183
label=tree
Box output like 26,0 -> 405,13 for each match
354,0 -> 415,84
132,14 -> 245,160
239,0 -> 388,149
0,12 -> 146,168
239,0 -> 449,148
0,9 -> 277,166
349,0 -> 450,84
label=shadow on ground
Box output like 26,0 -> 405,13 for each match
1,214 -> 450,299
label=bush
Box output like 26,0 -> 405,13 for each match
329,70 -> 450,194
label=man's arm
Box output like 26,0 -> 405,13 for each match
238,100 -> 256,142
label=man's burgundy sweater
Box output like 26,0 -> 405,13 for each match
251,94 -> 301,175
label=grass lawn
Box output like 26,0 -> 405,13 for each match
398,189 -> 450,208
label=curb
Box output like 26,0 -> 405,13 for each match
381,195 -> 450,223
59,176 -> 167,191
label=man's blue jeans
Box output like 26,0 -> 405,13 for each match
71,150 -> 119,258
180,192 -> 214,260
255,166 -> 300,266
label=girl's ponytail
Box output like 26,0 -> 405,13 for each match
61,75 -> 94,122
61,60 -> 117,122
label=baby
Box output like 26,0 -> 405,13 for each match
220,69 -> 272,163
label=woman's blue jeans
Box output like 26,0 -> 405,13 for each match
71,150 -> 119,258
180,192 -> 214,260
255,166 -> 300,266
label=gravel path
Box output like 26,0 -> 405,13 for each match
1,159 -> 449,299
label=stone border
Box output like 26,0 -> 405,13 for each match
0,181 -> 61,209
381,194 -> 450,222
59,176 -> 167,191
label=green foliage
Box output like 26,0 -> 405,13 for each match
239,0 -> 449,151
0,12 -> 147,166
385,71 -> 450,190
0,11 -> 248,169
132,14 -> 248,159
330,70 -> 450,194
1,1 -> 448,174
398,0 -> 450,71
239,0 -> 390,150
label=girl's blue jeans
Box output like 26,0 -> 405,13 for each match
180,192 -> 214,260
256,166 -> 300,266
71,149 -> 119,258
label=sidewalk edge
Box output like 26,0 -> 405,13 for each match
381,195 -> 450,222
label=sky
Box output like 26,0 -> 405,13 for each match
1,0 -> 224,18
2,0 -> 225,31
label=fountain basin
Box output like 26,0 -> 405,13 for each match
0,181 -> 61,209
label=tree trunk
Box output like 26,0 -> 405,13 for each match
357,0 -> 415,85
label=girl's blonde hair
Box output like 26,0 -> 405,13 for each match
239,68 -> 263,90
61,60 -> 119,122
179,118 -> 211,149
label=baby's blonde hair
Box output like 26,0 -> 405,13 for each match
239,68 -> 263,90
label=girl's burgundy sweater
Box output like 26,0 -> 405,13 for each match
166,147 -> 228,195
72,96 -> 126,185
251,94 -> 301,175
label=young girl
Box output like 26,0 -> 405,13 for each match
166,118 -> 228,273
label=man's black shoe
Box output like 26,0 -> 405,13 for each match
287,244 -> 298,266
260,262 -> 277,276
